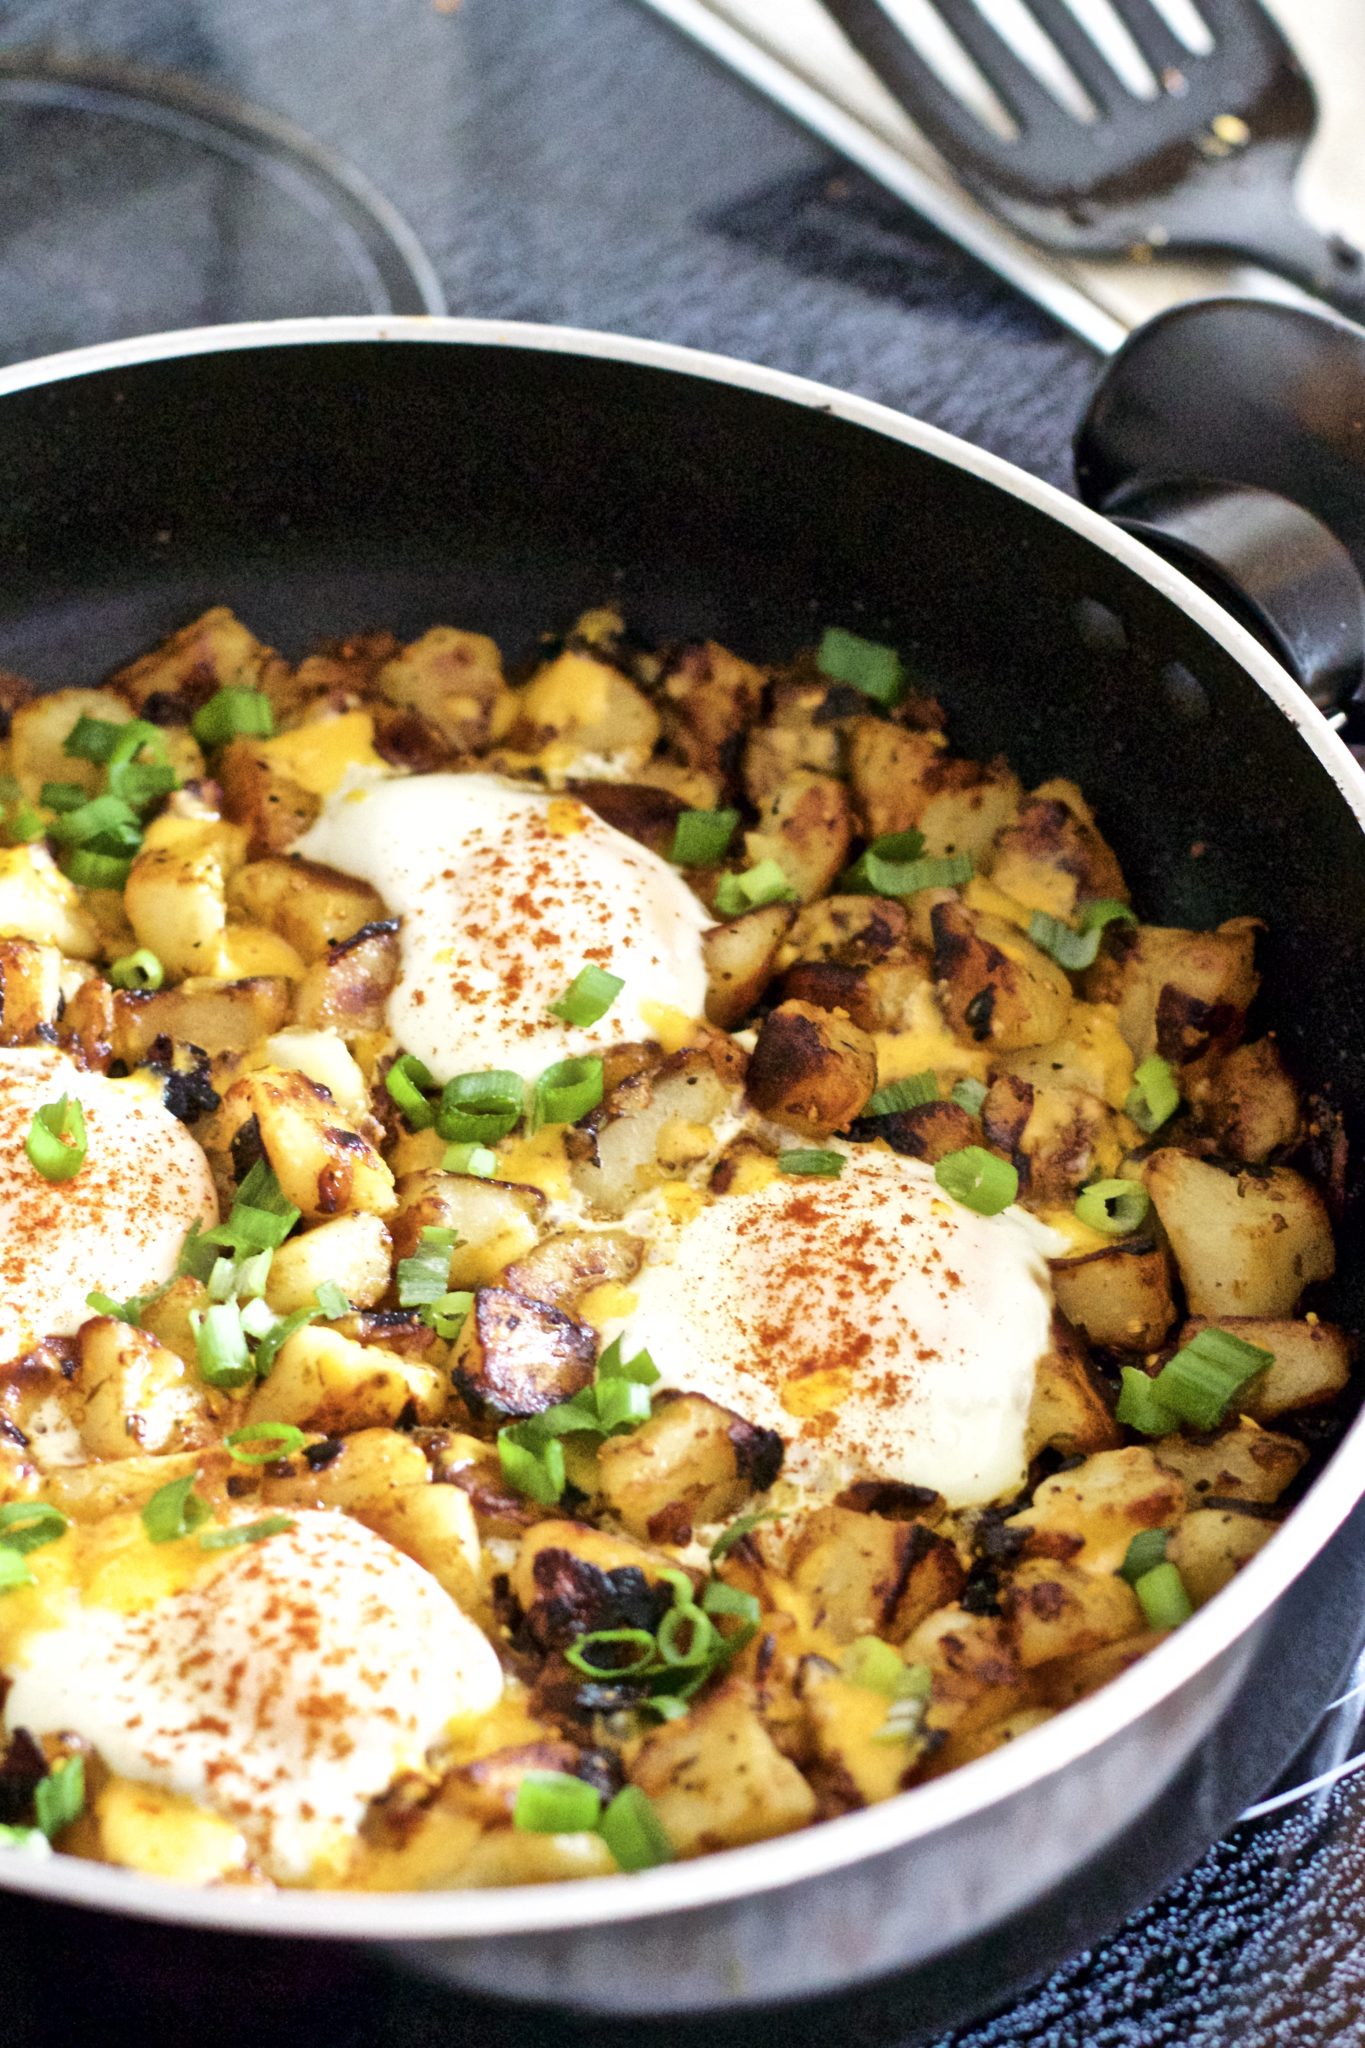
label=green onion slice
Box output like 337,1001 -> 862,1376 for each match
865,1072 -> 937,1117
841,1635 -> 916,1697
225,1422 -> 308,1465
198,1515 -> 296,1552
441,1142 -> 497,1178
1119,1529 -> 1170,1586
656,1604 -> 717,1668
108,948 -> 164,991
192,1302 -> 254,1389
47,790 -> 141,849
840,831 -> 973,898
385,1052 -> 436,1130
314,1280 -> 350,1320
713,859 -> 798,918
1126,1053 -> 1180,1135
40,780 -> 89,814
1074,1178 -> 1150,1237
1115,1366 -> 1181,1438
227,1160 -> 300,1250
0,1502 -> 69,1556
816,626 -> 906,707
25,1094 -> 88,1182
252,1306 -> 319,1380
85,1289 -> 146,1326
397,1225 -> 459,1308
777,1149 -> 845,1177
191,686 -> 276,749
34,1757 -> 85,1841
564,1628 -> 660,1678
435,1070 -> 524,1145
1154,1326 -> 1273,1433
837,828 -> 922,891
0,1823 -> 49,1853
513,1770 -> 603,1836
934,1145 -> 1018,1216
0,1549 -> 34,1595
708,1508 -> 782,1560
549,964 -> 624,1028
531,1054 -> 604,1132
497,1428 -> 567,1507
670,807 -> 739,868
1028,899 -> 1135,971
951,1077 -> 988,1116
141,1472 -> 211,1544
6,805 -> 44,844
422,1290 -> 474,1341
66,846 -> 135,889
598,1784 -> 674,1871
64,714 -> 125,764
596,1336 -> 660,1386
1133,1560 -> 1193,1631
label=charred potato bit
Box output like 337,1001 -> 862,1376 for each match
745,999 -> 876,1136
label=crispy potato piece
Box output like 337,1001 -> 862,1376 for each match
451,1288 -> 596,1420
1025,1326 -> 1123,1459
503,1228 -> 643,1309
77,1317 -> 219,1460
845,720 -> 944,840
111,606 -> 285,714
507,650 -> 660,770
9,688 -> 139,802
988,1077 -> 1114,1205
218,1067 -> 395,1220
702,902 -> 796,1029
659,641 -> 767,776
742,771 -> 853,905
244,1326 -> 444,1433
292,922 -> 400,1036
1143,1152 -> 1334,1316
1004,1558 -> 1144,1667
227,857 -> 386,963
263,1027 -> 370,1122
870,1098 -> 978,1164
391,1171 -> 545,1289
904,1609 -> 1027,1741
932,900 -> 1072,1051
919,762 -> 1022,866
1094,920 -> 1259,1073
571,1043 -> 745,1218
264,1213 -> 392,1315
631,1679 -> 818,1856
1154,1420 -> 1306,1506
998,1000 -> 1135,1112
1033,1631 -> 1163,1709
217,735 -> 320,854
989,794 -> 1128,921
1050,1238 -> 1177,1353
1009,1446 -> 1185,1573
509,1517 -> 680,1615
112,977 -> 292,1062
0,938 -> 63,1045
745,999 -> 876,1136
1176,1315 -> 1352,1419
596,1392 -> 783,1544
375,627 -> 506,751
0,844 -> 100,958
1167,1507 -> 1276,1605
569,780 -> 684,859
124,825 -> 236,979
742,722 -> 842,810
1192,1038 -> 1303,1164
259,1425 -> 431,1514
782,894 -> 910,968
357,1481 -> 482,1610
138,1276 -> 209,1369
787,1506 -> 964,1644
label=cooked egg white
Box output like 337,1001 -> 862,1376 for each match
294,773 -> 711,1085
0,1048 -> 217,1364
1,1508 -> 503,1883
613,1148 -> 1062,1508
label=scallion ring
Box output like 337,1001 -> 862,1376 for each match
670,807 -> 739,868
1126,1053 -> 1180,1134
25,1094 -> 88,1182
513,1771 -> 603,1836
190,686 -> 276,749
777,1149 -> 844,1177
934,1145 -> 1018,1216
141,1472 -> 211,1544
225,1423 -> 308,1466
108,948 -> 164,991
198,1515 -> 295,1552
531,1054 -> 604,1132
865,1072 -> 937,1117
435,1069 -> 524,1145
548,964 -> 624,1028
0,1502 -> 69,1556
1074,1178 -> 1150,1237
385,1051 -> 436,1130
816,626 -> 906,707
563,1629 -> 659,1678
598,1785 -> 673,1871
1133,1560 -> 1193,1631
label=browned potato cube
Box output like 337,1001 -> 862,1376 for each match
782,894 -> 910,967
509,1518 -> 681,1619
375,627 -> 506,751
451,1288 -> 596,1420
1143,1152 -> 1334,1316
78,1317 -> 220,1460
1192,1037 -> 1303,1163
244,1326 -> 444,1434
867,1098 -> 978,1164
932,900 -> 1072,1051
659,640 -> 767,775
989,793 -> 1128,921
228,857 -> 387,963
112,978 -> 293,1063
1008,1446 -> 1185,1574
571,1043 -> 745,1218
745,999 -> 876,1136
800,1661 -> 926,1804
596,1392 -> 783,1544
630,1680 -> 818,1856
787,1505 -> 964,1644
702,901 -> 796,1029
218,736 -> 319,854
1025,1327 -> 1122,1460
1154,1420 -> 1306,1506
292,922 -> 400,1036
1004,1559 -> 1144,1666
1176,1315 -> 1351,1419
390,1171 -> 545,1289
1094,920 -> 1259,1073
0,938 -> 63,1045
111,606 -> 286,713
903,1609 -> 1027,1740
217,1067 -> 395,1221
1167,1508 -> 1276,1605
846,719 -> 942,840
503,1228 -> 644,1309
743,772 -> 853,903
1050,1239 -> 1177,1353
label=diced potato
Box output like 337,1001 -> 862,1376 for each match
942,1706 -> 1056,1771
1143,1152 -> 1334,1316
292,922 -> 400,1036
124,823 -> 236,979
1096,920 -> 1259,1072
264,1213 -> 393,1315
41,1449 -> 205,1522
0,938 -> 63,1045
1025,1331 -> 1123,1459
743,771 -> 853,903
263,1027 -> 370,1122
903,1609 -> 1027,1739
390,1171 -> 544,1288
782,894 -> 910,969
358,1481 -> 482,1610
989,793 -> 1128,921
0,844 -> 100,958
1004,1558 -> 1144,1667
597,1393 -> 783,1544
800,1661 -> 924,1804
1176,1315 -> 1352,1419
918,763 -> 1023,866
77,1317 -> 219,1460
502,1228 -> 643,1309
659,640 -> 766,774
999,1000 -> 1135,1112
1008,1447 -> 1185,1574
631,1680 -> 818,1856
1050,1239 -> 1177,1353
376,627 -> 506,751
846,719 -> 945,839
95,1779 -> 248,1885
742,723 -> 841,810
1192,1037 -> 1303,1164
218,1067 -> 395,1221
228,857 -> 386,963
1033,1631 -> 1163,1709
260,1425 -> 431,1514
932,900 -> 1072,1051
509,1517 -> 680,1613
112,977 -> 292,1064
1167,1508 -> 1276,1606
138,1276 -> 210,1369
787,1506 -> 964,1644
507,650 -> 659,772
451,1288 -> 596,1420
571,1044 -> 744,1218
111,606 -> 286,711
9,687 -> 134,801
217,736 -> 319,854
702,901 -> 796,1029
1154,1420 -> 1306,1506
745,999 -> 876,1136
244,1326 -> 444,1433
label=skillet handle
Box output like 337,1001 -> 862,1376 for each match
1073,296 -> 1365,728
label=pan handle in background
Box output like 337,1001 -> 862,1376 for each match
1073,295 -> 1365,734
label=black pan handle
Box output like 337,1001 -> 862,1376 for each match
1074,296 -> 1365,731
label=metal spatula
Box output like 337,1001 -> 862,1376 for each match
820,0 -> 1365,318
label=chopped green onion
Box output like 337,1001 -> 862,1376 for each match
34,1757 -> 85,1840
314,1280 -> 350,1320
422,1290 -> 474,1341
866,1072 -> 938,1117
777,1149 -> 845,1177
513,1771 -> 603,1835
252,1306 -> 319,1379
85,1289 -> 145,1325
442,1142 -> 497,1178
934,1145 -> 1018,1216
531,1054 -> 604,1132
0,1824 -> 49,1854
46,790 -> 141,849
596,1336 -> 660,1386
25,1094 -> 88,1182
951,1077 -> 988,1116
64,714 -> 125,763
191,686 -> 275,749
224,1160 -> 300,1252
225,1422 -> 308,1465
192,1302 -> 254,1389
1133,1560 -> 1193,1631
872,1688 -> 933,1745
239,1297 -> 278,1341
141,1472 -> 211,1544
1115,1366 -> 1181,1437
40,780 -> 89,813
594,1378 -> 653,1432
564,1628 -> 660,1678
0,1503 -> 69,1556
208,1248 -> 272,1305
670,807 -> 740,867
108,947 -> 164,991
598,1785 -> 673,1871
385,1052 -> 436,1130
435,1070 -> 524,1145
841,1635 -> 915,1696
699,1578 -> 761,1644
842,846 -> 975,898
1126,1054 -> 1180,1135
1119,1529 -> 1170,1585
1028,899 -> 1135,971
199,1515 -> 296,1552
1154,1326 -> 1273,1432
839,829 -> 925,897
66,847 -> 135,889
397,1225 -> 458,1308
713,859 -> 798,918
708,1508 -> 782,1560
816,626 -> 906,707
548,964 -> 624,1028
498,1427 -> 567,1506
656,1604 -> 717,1668
0,1549 -> 34,1595
1074,1179 -> 1150,1237
6,805 -> 44,843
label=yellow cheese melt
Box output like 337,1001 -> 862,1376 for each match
259,711 -> 385,796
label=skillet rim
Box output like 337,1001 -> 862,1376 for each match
0,312 -> 1362,1941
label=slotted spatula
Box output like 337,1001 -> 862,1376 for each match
820,0 -> 1365,318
